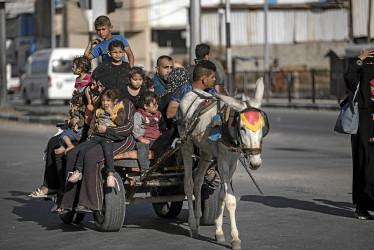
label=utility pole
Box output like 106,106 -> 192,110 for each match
225,0 -> 233,96
190,0 -> 201,64
367,0 -> 372,43
51,0 -> 56,49
79,0 -> 93,41
0,1 -> 7,107
218,0 -> 224,56
264,0 -> 269,101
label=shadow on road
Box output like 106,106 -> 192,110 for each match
123,205 -> 231,249
240,195 -> 355,218
5,190 -> 88,232
6,191 -> 230,248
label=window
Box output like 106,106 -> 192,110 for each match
31,60 -> 48,74
52,59 -> 73,73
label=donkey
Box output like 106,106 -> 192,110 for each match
177,77 -> 267,250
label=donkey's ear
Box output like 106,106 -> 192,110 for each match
216,94 -> 247,111
249,77 -> 264,108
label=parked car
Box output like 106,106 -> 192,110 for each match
20,48 -> 84,104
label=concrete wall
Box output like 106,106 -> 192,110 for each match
227,41 -> 351,72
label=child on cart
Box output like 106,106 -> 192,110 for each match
133,91 -> 166,175
72,56 -> 91,94
54,93 -> 86,155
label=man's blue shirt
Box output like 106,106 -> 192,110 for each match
170,82 -> 217,103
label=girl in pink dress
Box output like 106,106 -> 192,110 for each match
72,56 -> 92,94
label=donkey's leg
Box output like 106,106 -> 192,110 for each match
215,182 -> 226,243
215,152 -> 232,243
193,153 -> 212,228
226,160 -> 241,250
225,192 -> 241,249
181,144 -> 198,238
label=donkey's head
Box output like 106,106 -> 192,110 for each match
217,77 -> 268,170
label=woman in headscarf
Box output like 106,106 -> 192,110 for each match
57,66 -> 136,213
159,67 -> 190,129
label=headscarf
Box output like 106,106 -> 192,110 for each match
163,67 -> 191,97
91,64 -> 113,88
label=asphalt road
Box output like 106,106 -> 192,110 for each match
0,108 -> 373,250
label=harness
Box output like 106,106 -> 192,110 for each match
177,90 -> 269,155
176,90 -> 218,135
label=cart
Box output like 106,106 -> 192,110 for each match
59,144 -> 221,232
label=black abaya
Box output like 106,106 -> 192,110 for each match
345,60 -> 374,210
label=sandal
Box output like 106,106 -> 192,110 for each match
54,207 -> 70,215
28,187 -> 58,198
75,206 -> 93,213
28,188 -> 47,198
67,171 -> 82,183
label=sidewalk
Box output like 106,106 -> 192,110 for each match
0,106 -> 66,125
0,98 -> 341,125
262,98 -> 340,111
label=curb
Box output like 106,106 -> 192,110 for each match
262,103 -> 340,111
0,114 -> 65,125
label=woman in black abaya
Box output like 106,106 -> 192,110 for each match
345,48 -> 374,219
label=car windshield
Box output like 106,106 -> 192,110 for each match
52,59 -> 73,73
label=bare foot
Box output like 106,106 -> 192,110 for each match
65,144 -> 75,154
54,146 -> 65,155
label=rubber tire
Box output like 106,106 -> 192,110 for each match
151,187 -> 183,218
22,89 -> 31,104
200,184 -> 221,226
152,201 -> 183,218
60,210 -> 85,224
94,172 -> 126,232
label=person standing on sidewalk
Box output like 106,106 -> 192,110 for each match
345,48 -> 374,220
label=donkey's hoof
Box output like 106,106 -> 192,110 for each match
231,240 -> 241,250
215,234 -> 225,243
190,229 -> 199,238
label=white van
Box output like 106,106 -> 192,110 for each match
20,48 -> 85,104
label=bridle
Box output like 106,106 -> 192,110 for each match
219,104 -> 269,155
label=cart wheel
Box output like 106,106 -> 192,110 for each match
94,172 -> 126,232
200,184 -> 221,225
60,210 -> 85,224
151,187 -> 184,218
152,201 -> 183,218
